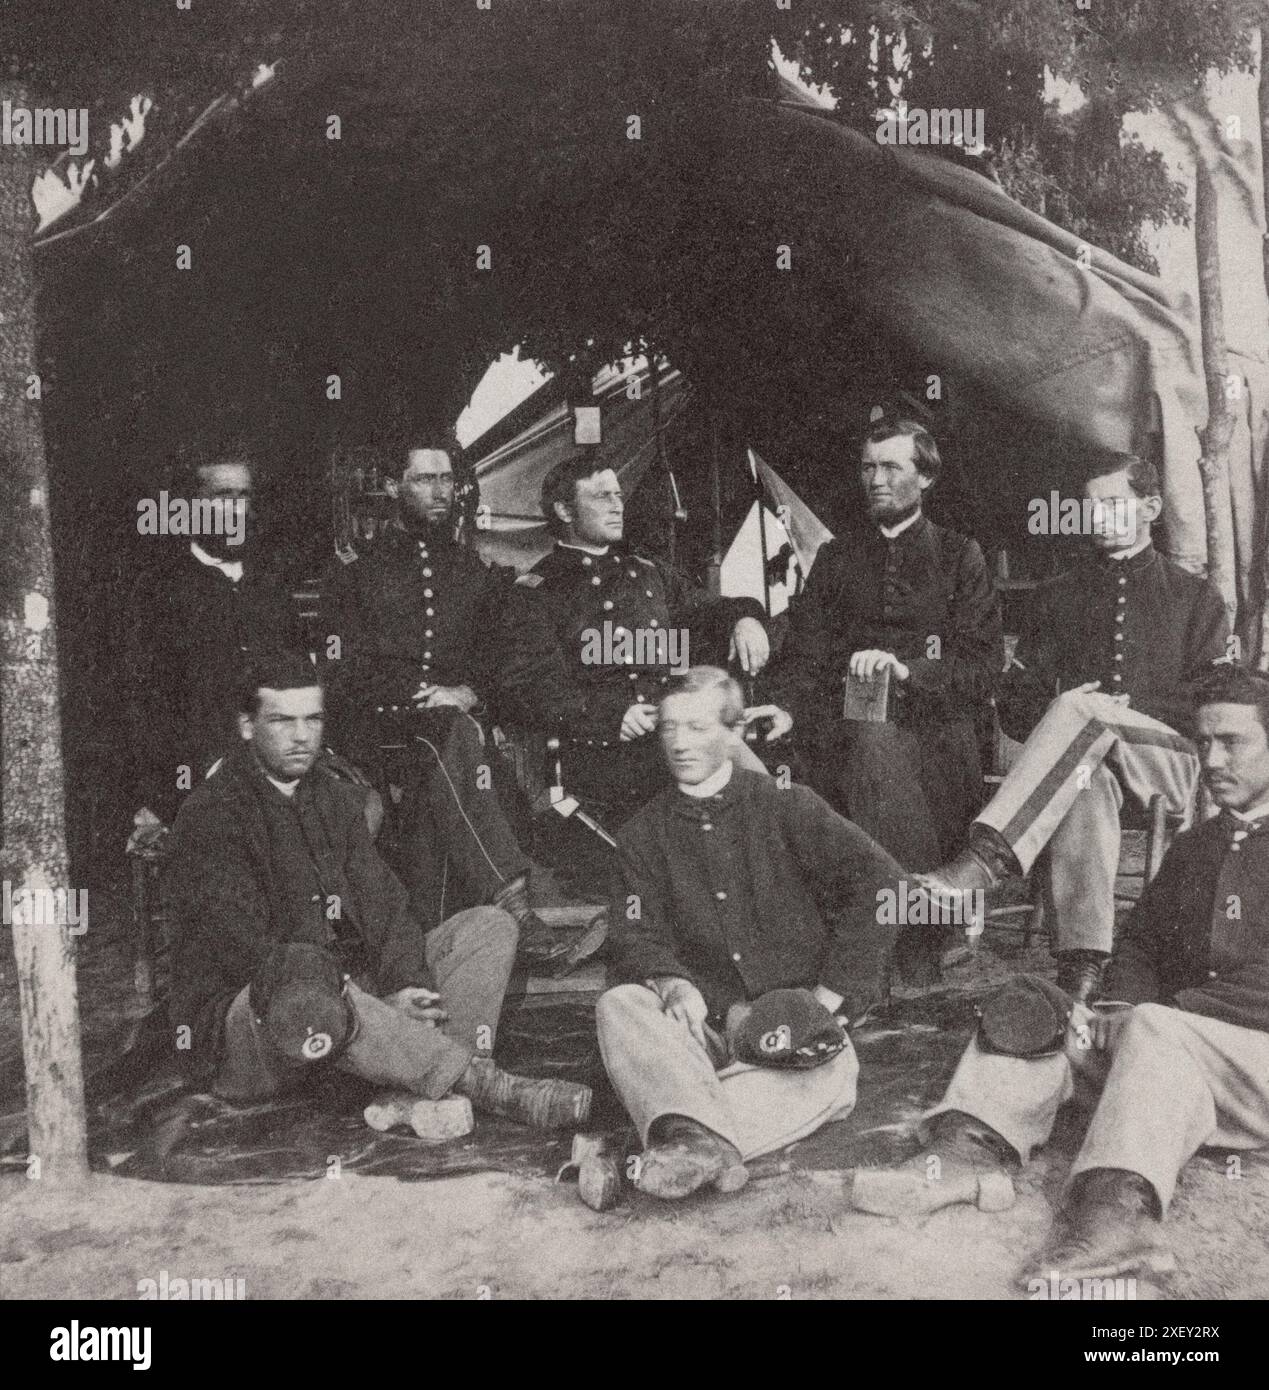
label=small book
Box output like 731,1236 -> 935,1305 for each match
842,666 -> 891,722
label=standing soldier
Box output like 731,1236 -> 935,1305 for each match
499,455 -> 777,831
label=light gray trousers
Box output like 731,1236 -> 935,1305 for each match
596,982 -> 858,1159
214,907 -> 517,1103
928,1002 -> 1269,1211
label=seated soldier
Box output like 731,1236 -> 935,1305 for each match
324,442 -> 602,977
764,417 -> 1001,985
163,650 -> 592,1132
596,666 -> 902,1200
766,418 -> 1001,874
853,662 -> 1269,1285
917,452 -> 1228,1002
499,456 -> 777,836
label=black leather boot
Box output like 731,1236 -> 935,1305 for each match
1056,950 -> 1108,1006
1019,1168 -> 1174,1286
452,1055 -> 592,1129
635,1116 -> 748,1200
493,875 -> 574,973
929,823 -> 1023,894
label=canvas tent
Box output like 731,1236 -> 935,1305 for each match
25,10 -> 1264,860
13,3 -> 1266,1186
34,42 -> 1228,579
470,359 -> 832,618
34,50 -> 1215,569
470,358 -> 688,572
758,87 -> 1212,573
464,96 -> 1215,575
466,85 -> 1232,611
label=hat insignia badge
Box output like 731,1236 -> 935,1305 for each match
302,1030 -> 333,1060
760,1024 -> 791,1054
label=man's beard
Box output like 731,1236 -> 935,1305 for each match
401,502 -> 455,541
866,497 -> 922,528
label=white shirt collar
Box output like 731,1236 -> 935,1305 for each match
1104,533 -> 1153,563
677,758 -> 734,799
1232,801 -> 1269,825
265,774 -> 300,798
559,540 -> 611,557
190,541 -> 244,583
877,510 -> 922,540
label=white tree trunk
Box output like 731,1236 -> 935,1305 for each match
1194,156 -> 1239,637
0,78 -> 88,1181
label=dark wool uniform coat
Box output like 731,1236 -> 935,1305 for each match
321,524 -> 512,762
609,768 -> 902,1024
122,544 -> 304,823
998,543 -> 1229,743
164,746 -> 429,1085
1108,812 -> 1269,1035
772,515 -> 1002,733
499,542 -> 765,745
498,542 -> 765,815
766,514 -> 1001,865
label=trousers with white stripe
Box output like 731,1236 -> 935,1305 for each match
979,690 -> 1199,953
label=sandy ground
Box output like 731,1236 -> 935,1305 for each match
5,864 -> 1269,1300
3,1133 -> 1269,1300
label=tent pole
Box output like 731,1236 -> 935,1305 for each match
751,449 -> 772,619
648,353 -> 676,568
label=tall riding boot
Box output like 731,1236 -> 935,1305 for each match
452,1055 -> 592,1130
1055,950 -> 1109,1007
494,874 -> 606,978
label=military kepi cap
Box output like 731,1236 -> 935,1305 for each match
250,942 -> 354,1063
976,973 -> 1075,1058
731,988 -> 848,1069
